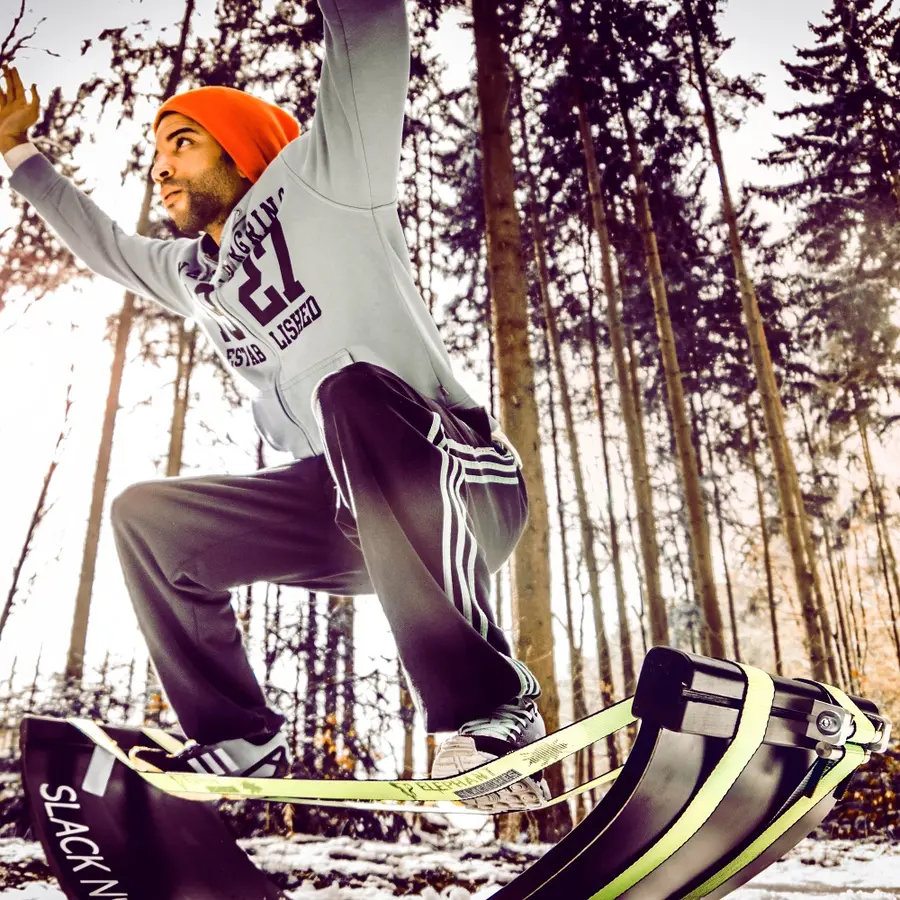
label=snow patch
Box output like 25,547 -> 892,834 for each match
1,836 -> 899,898
0,887 -> 63,900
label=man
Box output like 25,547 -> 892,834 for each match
0,0 -> 548,813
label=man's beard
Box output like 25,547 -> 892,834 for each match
169,167 -> 234,236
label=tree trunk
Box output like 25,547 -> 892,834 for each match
291,647 -> 303,772
241,585 -> 253,639
682,0 -> 827,679
28,652 -> 40,711
519,88 -> 617,767
798,406 -> 854,687
855,403 -> 900,665
693,393 -> 739,660
2,660 -> 15,716
123,655 -> 136,721
543,329 -> 589,823
747,410 -> 782,676
264,585 -> 282,689
822,523 -> 854,689
92,651 -> 111,720
790,449 -> 841,684
582,232 -> 635,697
616,438 -> 649,654
337,596 -> 356,774
704,426 -> 740,662
323,596 -> 341,777
410,125 -> 423,299
471,0 -> 568,839
426,111 -> 438,315
839,544 -> 866,679
610,58 -> 723,658
65,0 -> 197,683
399,658 -> 416,780
571,96 -> 667,647
555,1 -> 667,647
851,529 -> 872,671
67,290 -> 136,682
302,592 -> 319,774
488,277 -> 504,636
165,319 -> 198,477
624,323 -> 649,477
145,314 -> 201,722
1,373 -> 73,642
486,282 -> 513,762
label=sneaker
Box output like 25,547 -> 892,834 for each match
137,730 -> 291,778
431,698 -> 551,812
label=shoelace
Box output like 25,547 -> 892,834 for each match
459,700 -> 537,741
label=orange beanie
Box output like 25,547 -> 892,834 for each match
154,86 -> 300,185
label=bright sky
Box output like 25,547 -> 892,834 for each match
0,0 -> 845,736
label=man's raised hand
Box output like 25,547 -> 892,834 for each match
0,65 -> 40,154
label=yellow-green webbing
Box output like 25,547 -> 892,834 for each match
680,682 -> 876,899
70,696 -> 636,805
587,663 -> 775,900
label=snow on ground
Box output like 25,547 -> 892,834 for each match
1,834 -> 899,899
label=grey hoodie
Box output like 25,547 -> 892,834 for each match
6,0 -> 502,460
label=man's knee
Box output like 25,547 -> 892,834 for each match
109,480 -> 167,531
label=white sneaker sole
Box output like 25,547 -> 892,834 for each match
431,735 -> 551,813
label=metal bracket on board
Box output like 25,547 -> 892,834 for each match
806,700 -> 853,753
806,701 -> 892,761
863,715 -> 892,754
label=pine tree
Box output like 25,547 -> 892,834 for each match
596,0 -> 724,657
761,7 -> 900,638
517,72 -> 618,765
471,0 -> 569,840
680,0 -> 835,679
762,0 -> 900,272
552,2 -> 670,649
541,327 -> 590,822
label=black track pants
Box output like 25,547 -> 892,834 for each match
111,362 -> 540,743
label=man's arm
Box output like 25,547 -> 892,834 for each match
287,0 -> 410,208
5,145 -> 195,317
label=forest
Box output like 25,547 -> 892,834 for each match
0,0 -> 899,855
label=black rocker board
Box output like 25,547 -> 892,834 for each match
21,714 -> 282,899
19,647 -> 889,900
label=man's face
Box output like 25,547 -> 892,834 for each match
151,112 -> 249,241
